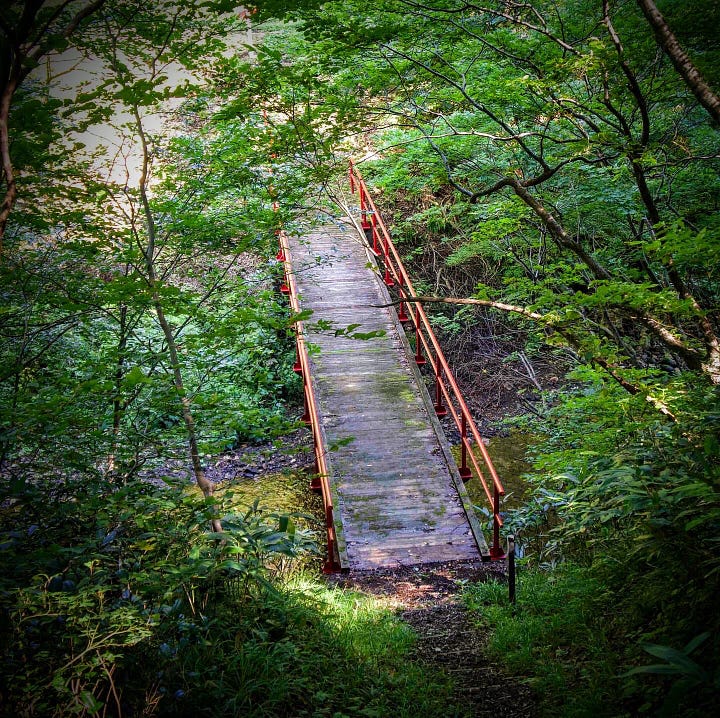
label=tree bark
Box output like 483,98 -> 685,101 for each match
0,76 -> 18,250
132,103 -> 221,531
509,180 -> 612,281
636,0 -> 720,124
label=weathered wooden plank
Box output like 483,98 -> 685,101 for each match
287,223 -> 486,569
350,544 -> 480,569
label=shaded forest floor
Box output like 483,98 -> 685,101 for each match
213,437 -> 537,717
332,563 -> 536,718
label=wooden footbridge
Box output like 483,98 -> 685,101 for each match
277,164 -> 506,572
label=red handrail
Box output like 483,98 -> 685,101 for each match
349,160 -> 506,559
279,230 -> 343,573
266,108 -> 342,572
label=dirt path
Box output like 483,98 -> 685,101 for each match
332,563 -> 537,718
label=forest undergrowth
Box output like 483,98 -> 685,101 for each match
0,449 -> 527,718
2,1 -> 720,716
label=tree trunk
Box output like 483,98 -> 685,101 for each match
510,180 -> 612,281
132,103 -> 222,531
0,76 -> 19,251
108,303 -> 128,477
636,0 -> 720,124
152,296 -> 222,532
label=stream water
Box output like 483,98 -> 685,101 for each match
461,432 -> 535,513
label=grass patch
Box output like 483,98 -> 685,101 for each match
0,471 -> 460,717
260,576 -> 457,717
462,564 -> 622,718
122,574 -> 459,717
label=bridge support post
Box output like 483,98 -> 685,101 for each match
370,213 -> 380,253
382,231 -> 394,287
414,307 -> 426,366
459,414 -> 472,481
397,280 -> 410,323
434,364 -> 448,417
490,487 -> 504,559
323,508 -> 342,574
301,388 -> 311,425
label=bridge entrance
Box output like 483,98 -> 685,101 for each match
278,167 -> 505,572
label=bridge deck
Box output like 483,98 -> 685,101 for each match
288,221 -> 486,570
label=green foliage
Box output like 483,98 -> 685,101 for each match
624,633 -> 719,718
4,1 -> 720,716
465,563 -> 720,717
0,244 -> 300,474
497,368 -> 720,715
464,567 -> 617,717
0,475 -> 313,715
0,471 -> 461,717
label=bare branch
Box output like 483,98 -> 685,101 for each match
400,1 -> 578,53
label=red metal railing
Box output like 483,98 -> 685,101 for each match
277,231 -> 343,573
265,109 -> 342,572
349,160 -> 506,559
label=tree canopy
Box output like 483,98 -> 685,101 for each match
1,1 -> 719,715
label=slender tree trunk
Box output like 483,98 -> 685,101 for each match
132,104 -> 221,530
152,296 -> 222,531
108,303 -> 127,477
636,0 -> 720,124
0,76 -> 19,251
510,180 -> 612,280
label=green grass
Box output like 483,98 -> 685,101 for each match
154,574 -> 459,717
462,564 -> 623,718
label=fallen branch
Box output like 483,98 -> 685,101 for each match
373,294 -> 676,420
374,293 -> 546,321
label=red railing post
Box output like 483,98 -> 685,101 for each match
280,259 -> 290,294
324,506 -> 338,573
275,229 -> 285,261
434,362 -> 447,417
360,187 -> 372,237
371,212 -> 380,254
491,487 -> 502,559
280,269 -> 290,295
383,230 -> 395,287
459,413 -> 472,481
397,278 -> 409,322
414,306 -> 426,366
301,386 -> 311,425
